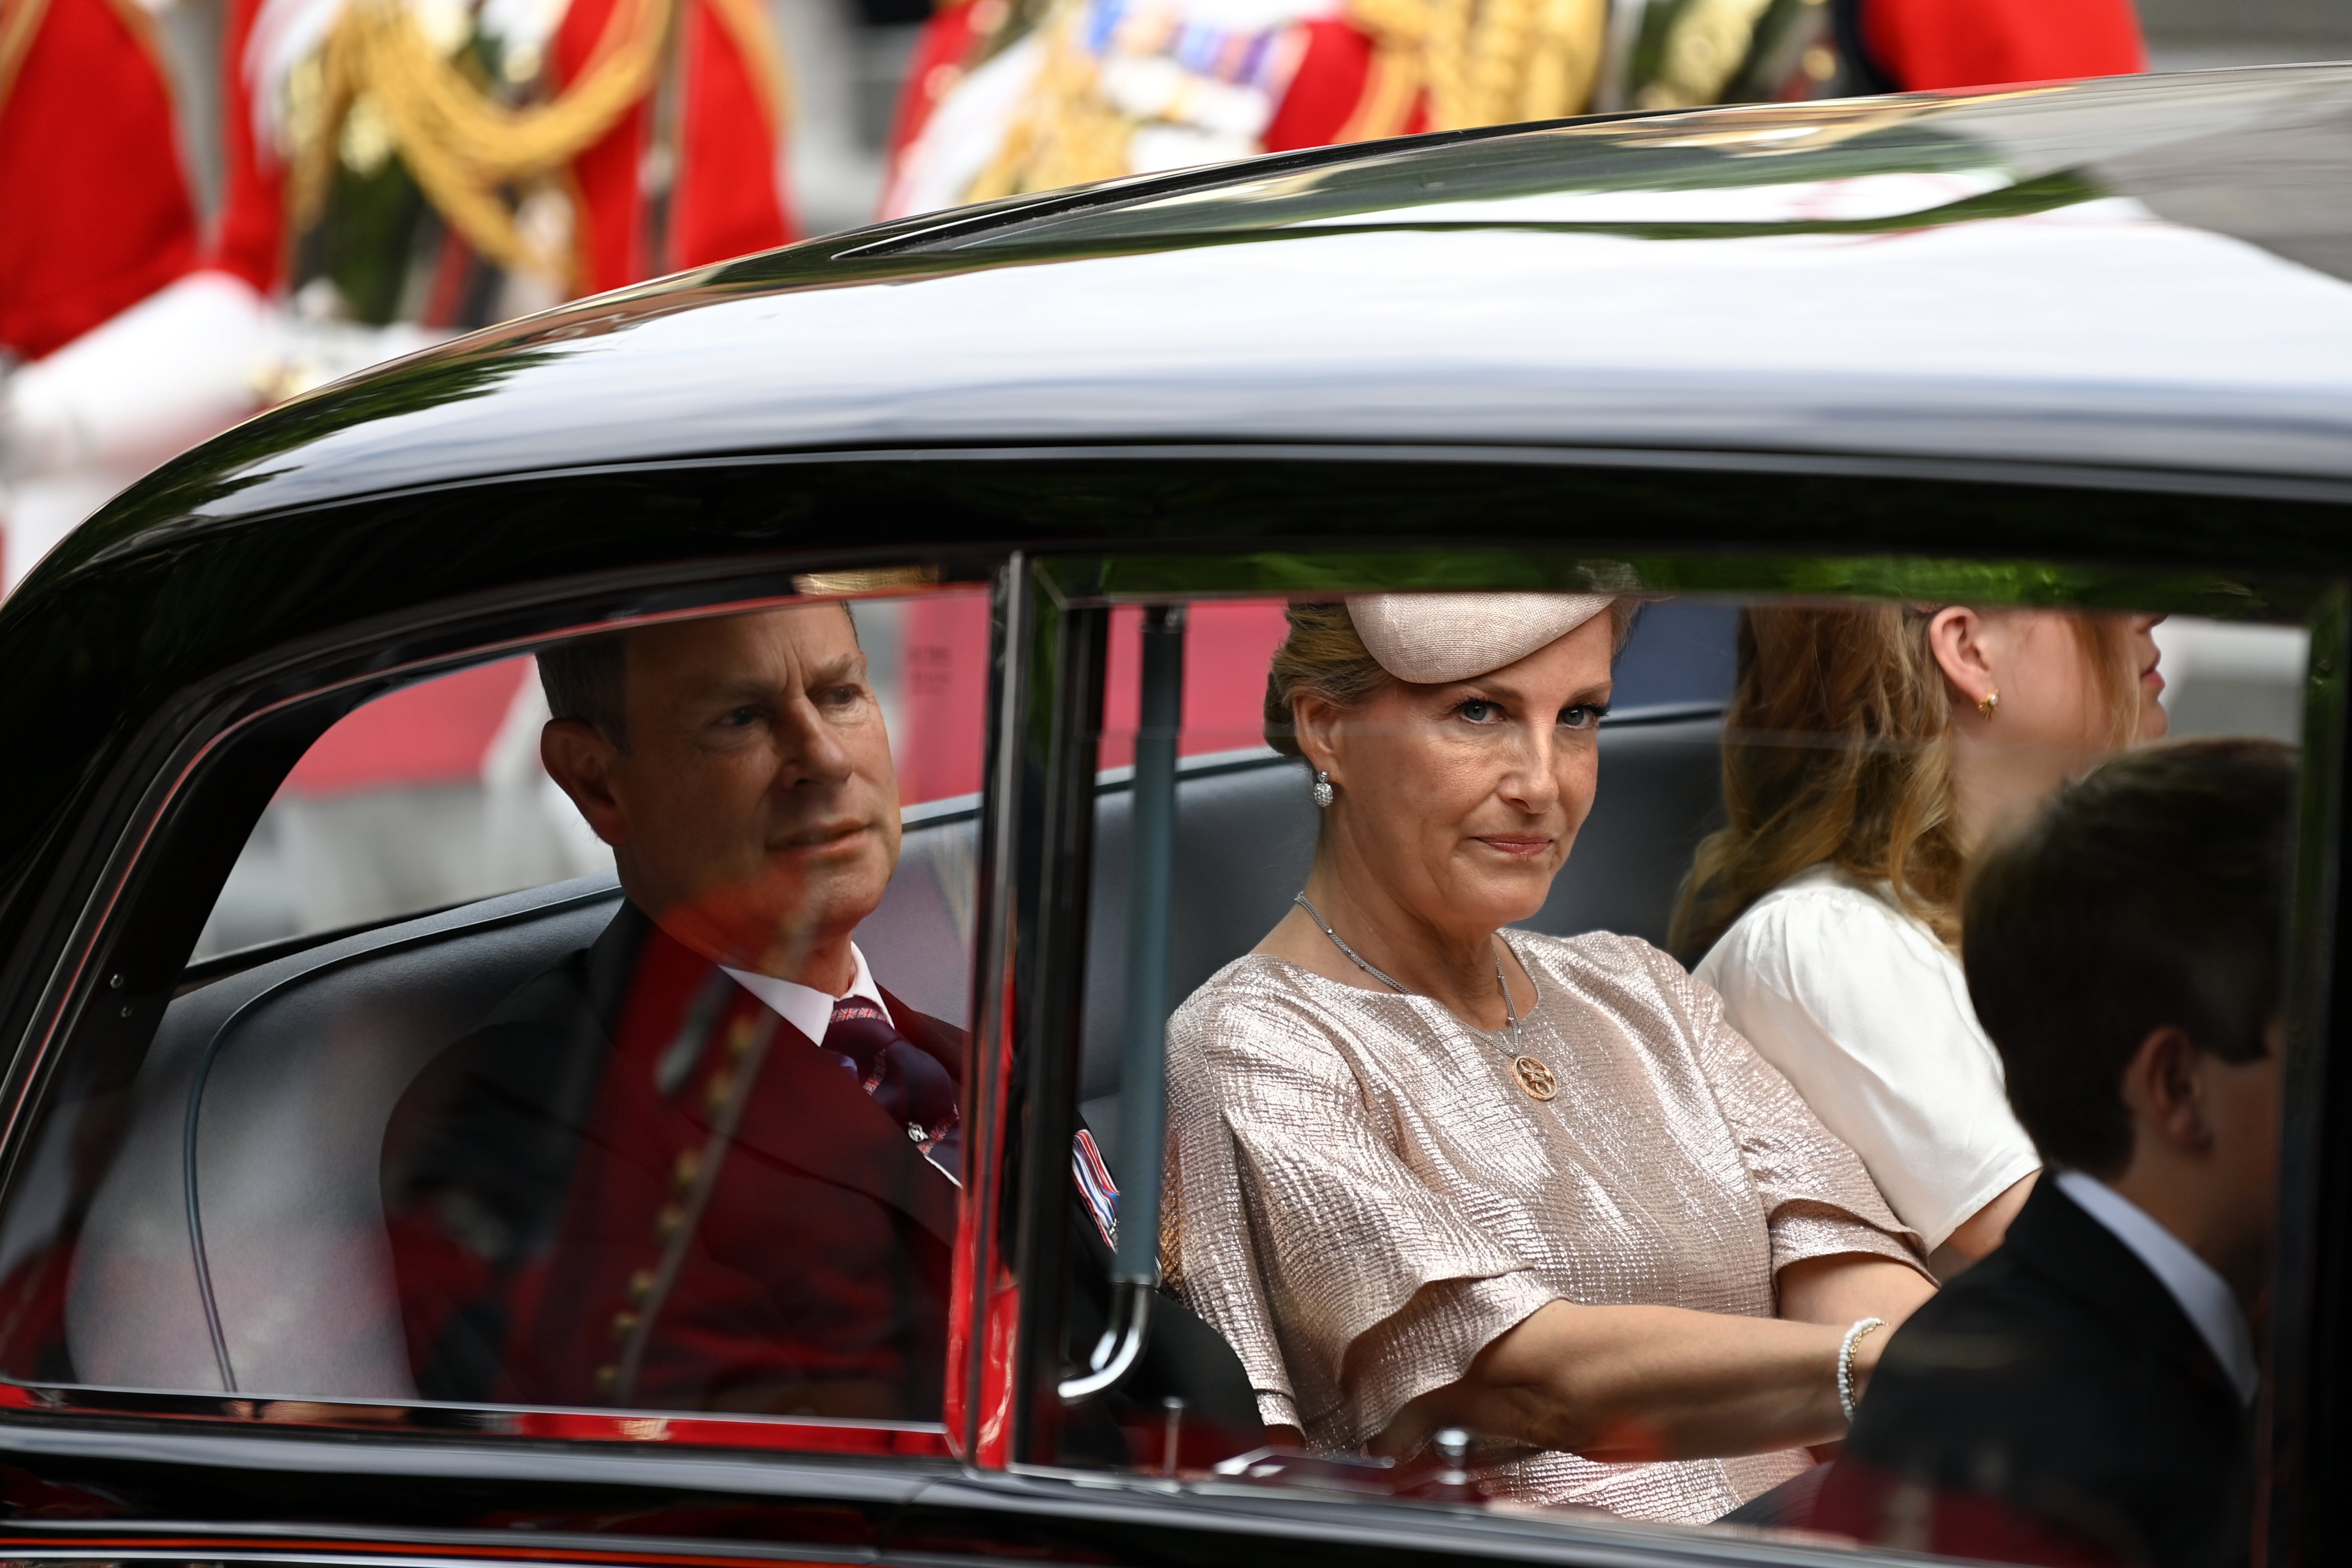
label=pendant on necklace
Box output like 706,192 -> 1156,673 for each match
1511,1055 -> 1557,1101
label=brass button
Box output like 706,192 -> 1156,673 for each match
594,1365 -> 618,1391
727,1017 -> 757,1059
627,1268 -> 656,1303
704,1071 -> 735,1112
672,1148 -> 703,1191
611,1310 -> 639,1339
656,1202 -> 686,1238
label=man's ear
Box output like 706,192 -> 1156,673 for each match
540,719 -> 633,848
2121,1024 -> 2216,1156
1927,607 -> 2001,717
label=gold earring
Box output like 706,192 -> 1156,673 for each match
1978,689 -> 2000,721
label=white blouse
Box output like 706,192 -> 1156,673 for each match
1693,865 -> 2041,1251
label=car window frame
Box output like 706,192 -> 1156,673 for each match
0,555 -> 1014,1466
1000,543 -> 2347,1568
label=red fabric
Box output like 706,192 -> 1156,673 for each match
673,0 -> 791,268
206,0 -> 287,292
1861,0 -> 2145,91
1099,601 -> 1292,768
900,593 -> 993,804
1263,18 -> 1400,153
556,0 -> 652,295
282,657 -> 529,798
884,0 -> 989,170
390,921 -> 959,1414
0,0 -> 198,359
1814,1458 -> 2125,1566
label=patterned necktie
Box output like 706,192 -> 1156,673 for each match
825,997 -> 962,1180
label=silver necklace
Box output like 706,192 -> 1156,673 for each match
1292,893 -> 1558,1102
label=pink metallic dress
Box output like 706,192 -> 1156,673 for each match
1163,928 -> 1929,1523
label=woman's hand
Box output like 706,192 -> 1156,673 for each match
1369,1253 -> 1931,1464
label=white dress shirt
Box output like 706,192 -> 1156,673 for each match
720,944 -> 892,1049
1694,864 -> 2042,1251
2054,1170 -> 2260,1406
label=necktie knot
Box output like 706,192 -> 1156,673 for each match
826,997 -> 959,1172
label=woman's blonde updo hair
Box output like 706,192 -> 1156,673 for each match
1262,599 -> 1638,756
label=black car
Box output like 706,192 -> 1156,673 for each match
0,60 -> 2347,1568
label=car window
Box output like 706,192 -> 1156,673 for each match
0,584 -> 997,1450
1037,555 -> 2319,1568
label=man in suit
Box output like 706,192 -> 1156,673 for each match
381,601 -> 1263,1454
1817,737 -> 2292,1568
383,603 -> 962,1416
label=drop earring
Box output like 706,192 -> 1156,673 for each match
1978,689 -> 2000,721
1311,770 -> 1334,808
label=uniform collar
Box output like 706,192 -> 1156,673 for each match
2053,1170 -> 2259,1407
721,945 -> 892,1050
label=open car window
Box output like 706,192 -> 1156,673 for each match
1032,552 -> 2319,1568
0,582 -> 999,1451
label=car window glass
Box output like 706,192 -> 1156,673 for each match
1058,567 -> 2314,1568
0,586 -> 994,1445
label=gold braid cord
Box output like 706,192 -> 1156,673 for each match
1346,0 -> 1602,133
963,3 -> 1133,203
0,0 -> 55,120
962,0 -> 1602,204
1638,0 -> 1773,109
292,0 -> 686,279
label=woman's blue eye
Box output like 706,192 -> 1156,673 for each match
1458,699 -> 1501,724
1561,704 -> 1609,729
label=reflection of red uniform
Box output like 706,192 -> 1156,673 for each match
1858,0 -> 2144,93
0,0 -> 198,360
384,905 -> 961,1417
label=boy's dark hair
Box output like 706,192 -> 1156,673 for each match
1964,736 -> 2298,1178
538,632 -> 632,750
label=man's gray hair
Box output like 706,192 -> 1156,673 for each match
538,632 -> 630,750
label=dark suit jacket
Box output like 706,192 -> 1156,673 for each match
381,902 -> 962,1417
1818,1179 -> 2254,1568
380,902 -> 1267,1459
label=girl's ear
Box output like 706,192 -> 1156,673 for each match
1927,607 -> 1999,714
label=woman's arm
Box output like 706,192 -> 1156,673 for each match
1932,1171 -> 2038,1276
1370,1253 -> 1930,1463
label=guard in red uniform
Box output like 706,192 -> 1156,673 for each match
879,0 -> 2146,222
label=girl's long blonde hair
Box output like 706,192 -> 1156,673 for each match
1669,604 -> 2141,960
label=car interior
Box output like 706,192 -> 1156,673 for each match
63,704 -> 1726,1401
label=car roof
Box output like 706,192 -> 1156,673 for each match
82,61 -> 2352,547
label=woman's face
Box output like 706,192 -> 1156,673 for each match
1949,609 -> 2169,761
1307,614 -> 1616,940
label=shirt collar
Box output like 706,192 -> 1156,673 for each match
2053,1170 -> 2259,1406
720,945 -> 891,1050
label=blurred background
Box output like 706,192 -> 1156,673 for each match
6,0 -> 2348,596
3,0 -> 2338,962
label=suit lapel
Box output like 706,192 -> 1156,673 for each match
2004,1178 -> 2241,1405
726,1002 -> 962,1249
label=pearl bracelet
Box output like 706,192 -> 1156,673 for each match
1836,1317 -> 1888,1426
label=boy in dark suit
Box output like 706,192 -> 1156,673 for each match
1819,737 -> 2293,1568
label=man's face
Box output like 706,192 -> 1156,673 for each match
548,606 -> 901,978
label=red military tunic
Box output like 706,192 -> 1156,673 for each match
384,904 -> 961,1417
